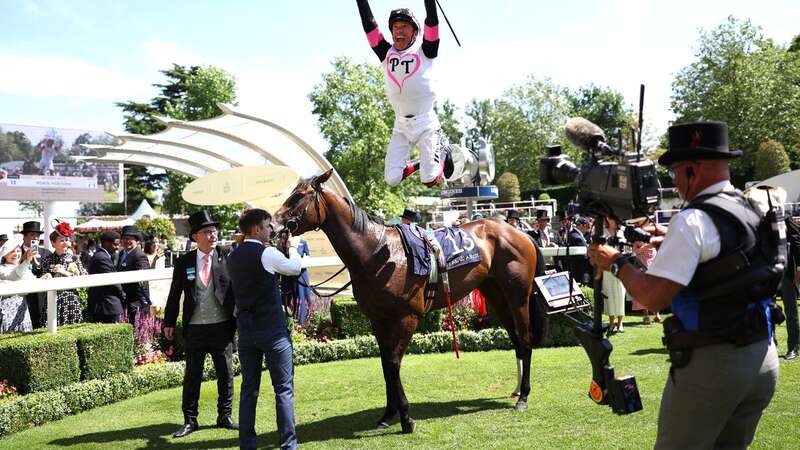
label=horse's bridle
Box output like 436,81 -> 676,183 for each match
284,185 -> 323,234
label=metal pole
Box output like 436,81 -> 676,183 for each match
43,201 -> 56,251
47,290 -> 57,334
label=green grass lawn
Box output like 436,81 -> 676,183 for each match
2,319 -> 798,450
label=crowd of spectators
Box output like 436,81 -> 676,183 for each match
0,220 -> 171,333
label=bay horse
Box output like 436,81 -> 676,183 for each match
274,169 -> 543,433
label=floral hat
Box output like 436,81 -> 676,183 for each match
52,220 -> 75,239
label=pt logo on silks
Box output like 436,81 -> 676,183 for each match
386,52 -> 420,93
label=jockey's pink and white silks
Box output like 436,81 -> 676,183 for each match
357,0 -> 443,185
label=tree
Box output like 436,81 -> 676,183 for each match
309,57 -> 425,217
568,84 -> 629,147
436,99 -> 463,145
754,139 -> 791,181
496,172 -> 521,202
114,64 -> 242,231
670,17 -> 800,185
489,76 -> 573,191
134,216 -> 176,242
464,99 -> 494,150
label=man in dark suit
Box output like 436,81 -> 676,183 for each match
783,214 -> 800,360
558,214 -> 591,285
163,211 -> 238,438
20,221 -> 51,327
118,225 -> 151,324
228,208 -> 301,450
87,231 -> 125,323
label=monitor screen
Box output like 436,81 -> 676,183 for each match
540,273 -> 572,298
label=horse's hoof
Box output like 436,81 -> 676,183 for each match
515,400 -> 528,411
376,421 -> 390,430
510,391 -> 520,397
401,418 -> 416,434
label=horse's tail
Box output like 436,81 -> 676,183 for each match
528,237 -> 548,347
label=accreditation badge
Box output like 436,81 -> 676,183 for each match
186,267 -> 196,281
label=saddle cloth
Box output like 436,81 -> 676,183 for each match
396,224 -> 481,277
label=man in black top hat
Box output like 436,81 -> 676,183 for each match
118,225 -> 151,324
20,221 -> 51,327
401,208 -> 421,225
0,234 -> 7,247
164,210 -> 238,438
589,121 -> 779,448
505,209 -> 522,230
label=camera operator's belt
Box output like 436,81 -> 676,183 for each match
663,328 -> 769,349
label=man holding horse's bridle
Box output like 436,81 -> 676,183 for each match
356,0 -> 454,187
589,121 -> 780,449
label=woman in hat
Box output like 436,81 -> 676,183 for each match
40,221 -> 86,326
0,239 -> 35,332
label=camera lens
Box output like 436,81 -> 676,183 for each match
539,154 -> 580,185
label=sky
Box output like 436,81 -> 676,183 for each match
1,0 -> 797,156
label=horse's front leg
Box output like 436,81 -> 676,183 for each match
372,314 -> 420,433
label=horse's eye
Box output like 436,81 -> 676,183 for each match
288,193 -> 304,205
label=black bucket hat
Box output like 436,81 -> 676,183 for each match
188,210 -> 220,242
658,121 -> 742,166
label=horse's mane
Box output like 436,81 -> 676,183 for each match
295,176 -> 384,234
344,197 -> 385,234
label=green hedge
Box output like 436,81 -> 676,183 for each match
0,353 -> 242,438
59,324 -> 134,380
331,297 -> 443,338
0,328 -> 517,437
0,333 -> 80,394
292,328 -> 513,365
0,323 -> 135,394
330,299 -> 371,337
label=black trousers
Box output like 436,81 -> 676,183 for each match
182,320 -> 236,423
25,293 -> 42,328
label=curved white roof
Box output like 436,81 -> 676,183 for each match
83,103 -> 351,200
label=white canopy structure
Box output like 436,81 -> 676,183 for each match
81,105 -> 351,289
81,103 -> 351,200
75,217 -> 135,233
754,169 -> 800,204
130,199 -> 159,220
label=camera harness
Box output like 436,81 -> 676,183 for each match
662,189 -> 786,377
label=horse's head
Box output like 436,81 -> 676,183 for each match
274,169 -> 333,235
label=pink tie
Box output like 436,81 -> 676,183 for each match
201,253 -> 211,287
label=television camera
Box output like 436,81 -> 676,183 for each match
535,86 -> 661,415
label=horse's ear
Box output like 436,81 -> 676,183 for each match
313,169 -> 334,189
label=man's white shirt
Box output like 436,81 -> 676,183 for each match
647,180 -> 734,286
243,239 -> 301,276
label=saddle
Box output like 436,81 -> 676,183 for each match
396,224 -> 482,314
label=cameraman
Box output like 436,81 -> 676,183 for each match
588,122 -> 779,449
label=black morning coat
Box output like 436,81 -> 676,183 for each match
163,245 -> 236,336
87,248 -> 125,316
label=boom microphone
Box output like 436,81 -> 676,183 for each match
565,117 -> 624,157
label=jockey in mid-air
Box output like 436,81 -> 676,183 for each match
356,0 -> 454,187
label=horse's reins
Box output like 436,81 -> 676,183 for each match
285,185 -> 353,299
